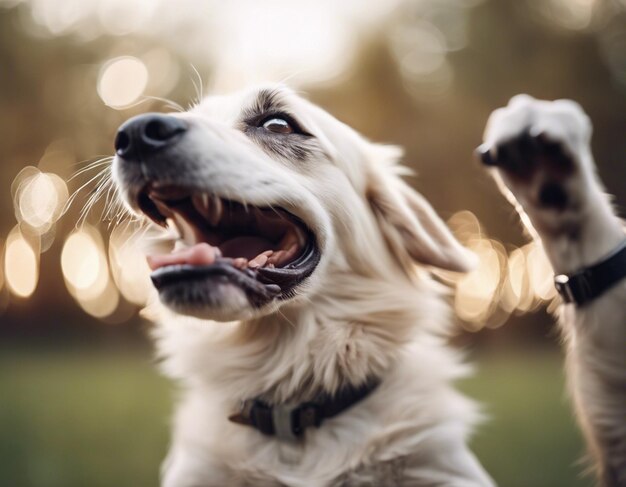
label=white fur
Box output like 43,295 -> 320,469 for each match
112,86 -> 624,486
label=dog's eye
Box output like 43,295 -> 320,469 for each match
261,117 -> 294,134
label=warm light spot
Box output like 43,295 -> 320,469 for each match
77,279 -> 120,319
501,247 -> 527,313
536,0 -> 597,30
455,238 -> 502,327
108,226 -> 153,306
390,21 -> 447,77
61,226 -> 110,300
447,210 -> 482,245
5,227 -> 39,298
61,226 -> 119,319
97,0 -> 155,36
98,56 -> 149,108
0,238 -> 4,291
17,172 -> 68,233
62,231 -> 101,291
526,243 -> 557,301
208,1 -> 365,90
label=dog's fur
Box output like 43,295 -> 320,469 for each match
112,86 -> 626,486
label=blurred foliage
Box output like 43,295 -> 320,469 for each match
0,0 -> 624,339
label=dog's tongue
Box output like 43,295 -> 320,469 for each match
146,243 -> 219,271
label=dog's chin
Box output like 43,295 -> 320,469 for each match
156,279 -> 268,322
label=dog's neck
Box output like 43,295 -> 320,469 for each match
154,269 -> 450,406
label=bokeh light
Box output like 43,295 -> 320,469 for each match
97,56 -> 149,108
501,247 -> 531,314
532,0 -> 597,31
61,225 -> 119,318
454,238 -> 502,327
526,243 -> 557,302
96,0 -> 156,36
76,278 -> 120,319
0,238 -> 4,292
108,225 -> 153,307
446,211 -> 558,331
15,171 -> 68,234
4,226 -> 39,298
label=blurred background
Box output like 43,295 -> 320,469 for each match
1,0 -> 625,485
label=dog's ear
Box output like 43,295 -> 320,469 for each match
367,145 -> 477,272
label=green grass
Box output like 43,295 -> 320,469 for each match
460,352 -> 587,487
0,348 -> 587,487
0,349 -> 171,487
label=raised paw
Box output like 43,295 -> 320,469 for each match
478,129 -> 575,210
476,95 -> 599,235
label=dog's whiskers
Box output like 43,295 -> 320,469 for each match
117,96 -> 185,114
142,95 -> 185,113
77,170 -> 113,226
188,64 -> 205,109
63,165 -> 111,219
69,156 -> 113,181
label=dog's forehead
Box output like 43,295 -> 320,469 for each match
192,85 -> 304,124
188,84 -> 367,172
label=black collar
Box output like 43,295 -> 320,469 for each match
228,378 -> 380,441
554,239 -> 626,306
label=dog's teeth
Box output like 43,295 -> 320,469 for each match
268,250 -> 285,266
279,229 -> 299,251
282,243 -> 299,263
173,240 -> 188,252
268,244 -> 298,267
248,254 -> 269,269
208,196 -> 223,227
192,194 -> 211,220
172,213 -> 197,245
294,226 -> 306,246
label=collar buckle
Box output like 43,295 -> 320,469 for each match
229,400 -> 321,442
554,270 -> 593,305
272,402 -> 320,442
554,274 -> 574,303
271,402 -> 301,442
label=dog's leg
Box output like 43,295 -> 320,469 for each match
478,95 -> 626,486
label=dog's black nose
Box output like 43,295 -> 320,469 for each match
115,113 -> 188,160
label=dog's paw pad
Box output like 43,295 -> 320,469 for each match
537,181 -> 569,210
476,129 -> 576,184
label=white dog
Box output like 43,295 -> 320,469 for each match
111,85 -> 625,486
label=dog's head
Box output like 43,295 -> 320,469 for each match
112,84 -> 475,321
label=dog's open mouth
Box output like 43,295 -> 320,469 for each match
138,184 -> 320,307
